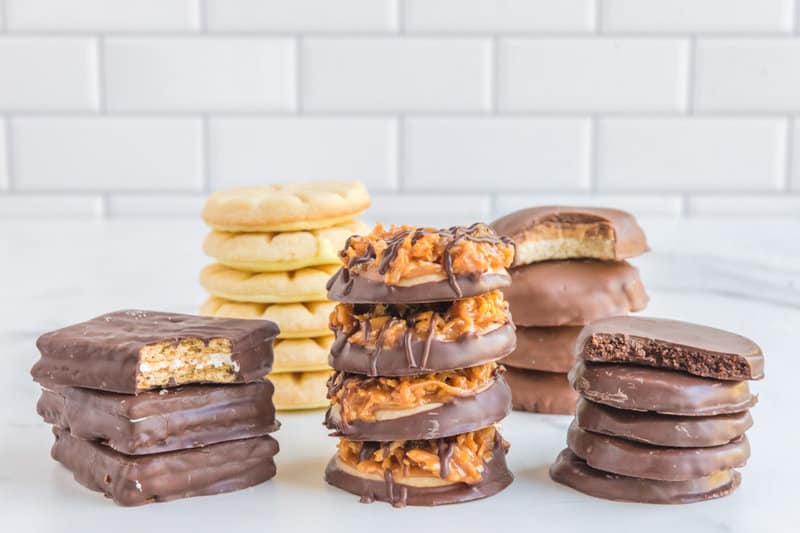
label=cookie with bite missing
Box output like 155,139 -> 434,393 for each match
492,206 -> 648,266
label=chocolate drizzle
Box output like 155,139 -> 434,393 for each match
421,312 -> 437,369
335,223 -> 514,301
437,439 -> 457,479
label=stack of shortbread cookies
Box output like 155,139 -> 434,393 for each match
492,206 -> 650,414
200,181 -> 370,410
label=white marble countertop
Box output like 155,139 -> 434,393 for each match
1,218 -> 798,533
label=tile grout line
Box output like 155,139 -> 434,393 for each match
6,30 -> 800,38
784,117 -> 794,191
685,36 -> 697,113
295,36 -> 304,113
201,115 -> 212,193
197,0 -> 208,32
395,0 -> 405,34
3,114 -> 14,191
395,116 -> 404,191
96,36 -> 107,113
594,0 -> 603,34
588,116 -> 599,192
489,36 -> 499,112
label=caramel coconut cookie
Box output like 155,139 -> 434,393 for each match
326,427 -> 513,507
327,223 -> 515,304
202,180 -> 370,233
328,290 -> 516,376
325,363 -> 511,441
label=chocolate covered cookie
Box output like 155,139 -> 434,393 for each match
503,260 -> 648,327
32,310 -> 279,394
577,316 -> 764,381
327,223 -> 515,304
492,206 -> 648,265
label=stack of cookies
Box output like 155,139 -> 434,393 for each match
323,223 -> 516,507
31,310 -> 281,506
551,316 -> 764,504
492,206 -> 650,414
200,181 -> 370,410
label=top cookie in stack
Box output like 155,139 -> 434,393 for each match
200,181 -> 370,410
492,206 -> 650,414
323,223 -> 516,507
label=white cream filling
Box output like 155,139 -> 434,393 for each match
138,353 -> 238,374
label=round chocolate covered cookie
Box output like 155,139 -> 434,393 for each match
325,367 -> 511,441
550,449 -> 741,504
325,429 -> 513,507
492,205 -> 649,266
502,325 -> 581,373
502,260 -> 649,327
328,291 -> 516,376
569,362 -> 757,416
575,398 -> 753,448
567,421 -> 750,481
504,367 -> 578,415
327,224 -> 515,304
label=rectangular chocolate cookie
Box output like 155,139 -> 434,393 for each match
38,381 -> 279,455
32,310 -> 279,393
51,427 -> 279,506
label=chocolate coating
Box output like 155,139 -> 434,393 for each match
325,373 -> 511,441
32,310 -> 279,394
577,316 -> 764,381
324,439 -> 512,507
505,367 -> 578,415
550,449 -> 741,504
570,362 -> 756,416
327,267 -> 511,304
502,326 -> 580,372
492,206 -> 649,264
330,322 -> 516,377
503,260 -> 648,327
575,398 -> 753,448
567,421 -> 750,481
38,381 -> 279,455
51,427 -> 279,506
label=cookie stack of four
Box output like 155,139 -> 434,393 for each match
552,316 -> 764,503
200,181 -> 370,410
492,207 -> 650,414
323,224 -> 517,506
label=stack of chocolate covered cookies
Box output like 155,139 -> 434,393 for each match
323,223 -> 517,507
551,316 -> 764,504
200,180 -> 370,410
492,206 -> 649,414
31,310 -> 281,506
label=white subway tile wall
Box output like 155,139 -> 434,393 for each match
0,0 -> 797,221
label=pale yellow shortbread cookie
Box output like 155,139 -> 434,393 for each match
200,297 -> 335,339
200,263 -> 338,303
273,336 -> 333,373
269,370 -> 333,411
203,219 -> 369,272
202,181 -> 371,232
